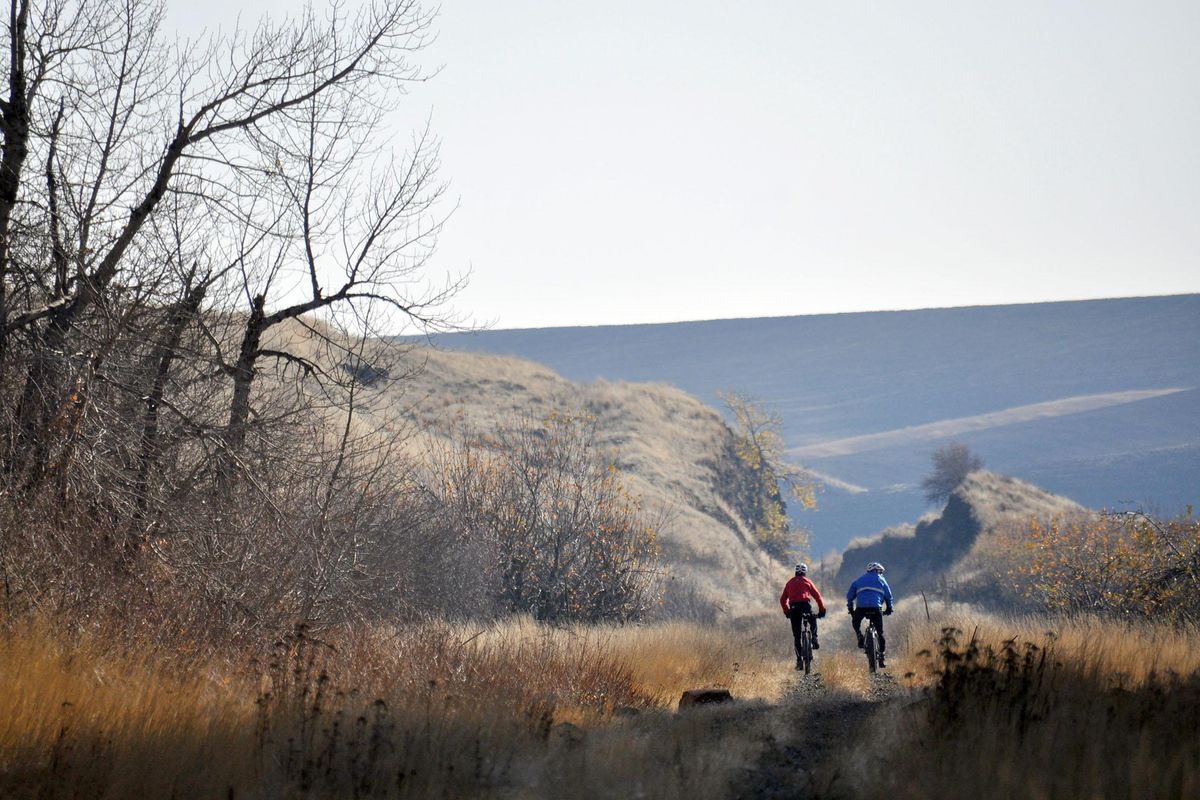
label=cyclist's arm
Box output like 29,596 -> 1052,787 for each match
779,586 -> 790,614
809,581 -> 827,614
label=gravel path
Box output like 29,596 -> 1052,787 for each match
735,668 -> 909,799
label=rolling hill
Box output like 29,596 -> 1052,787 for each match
832,470 -> 1085,600
421,294 -> 1200,555
359,347 -> 789,617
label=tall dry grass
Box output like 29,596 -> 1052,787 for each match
0,615 -> 793,798
826,609 -> 1200,800
0,619 -> 253,798
896,605 -> 1200,684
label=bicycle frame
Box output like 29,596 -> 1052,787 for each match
798,613 -> 814,675
864,617 -> 882,673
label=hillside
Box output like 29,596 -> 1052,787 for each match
356,347 -> 788,617
832,470 -> 1084,599
422,295 -> 1200,554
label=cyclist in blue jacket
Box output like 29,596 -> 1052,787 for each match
846,562 -> 894,666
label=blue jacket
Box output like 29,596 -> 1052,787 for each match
847,572 -> 893,610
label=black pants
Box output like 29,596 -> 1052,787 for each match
788,601 -> 817,659
851,608 -> 885,653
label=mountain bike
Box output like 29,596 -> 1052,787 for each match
864,616 -> 883,673
797,613 -> 815,675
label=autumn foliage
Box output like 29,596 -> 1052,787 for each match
719,391 -> 814,561
999,508 -> 1200,622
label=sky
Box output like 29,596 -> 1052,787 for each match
168,1 -> 1200,329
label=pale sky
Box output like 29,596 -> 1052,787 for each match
170,1 -> 1200,329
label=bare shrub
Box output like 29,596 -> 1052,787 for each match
655,577 -> 722,625
425,412 -> 664,623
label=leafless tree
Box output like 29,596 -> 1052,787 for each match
1,0 -> 458,481
922,441 -> 984,506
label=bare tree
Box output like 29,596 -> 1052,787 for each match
922,441 -> 984,506
426,412 -> 664,623
1,0 -> 458,486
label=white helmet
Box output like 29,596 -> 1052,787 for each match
795,563 -> 808,575
867,562 -> 885,573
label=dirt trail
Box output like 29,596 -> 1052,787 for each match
735,668 -> 909,799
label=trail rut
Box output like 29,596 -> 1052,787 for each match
735,669 -> 908,799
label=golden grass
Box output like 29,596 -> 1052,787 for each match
0,621 -> 254,797
0,615 -> 794,798
824,606 -> 1200,800
896,604 -> 1200,684
12,607 -> 1192,799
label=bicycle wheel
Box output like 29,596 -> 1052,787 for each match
865,625 -> 878,673
800,622 -> 812,675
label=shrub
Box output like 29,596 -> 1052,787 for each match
999,509 -> 1200,623
425,412 -> 663,622
922,442 -> 984,505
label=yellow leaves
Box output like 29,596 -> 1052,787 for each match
720,390 -> 815,562
792,483 -> 818,511
1001,509 -> 1200,620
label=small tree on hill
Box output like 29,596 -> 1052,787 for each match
719,391 -> 815,562
922,442 -> 984,505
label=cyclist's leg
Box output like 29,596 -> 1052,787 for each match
851,608 -> 866,647
789,607 -> 805,661
870,609 -> 886,653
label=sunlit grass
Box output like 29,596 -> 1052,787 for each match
0,615 -> 793,798
7,608 -> 1195,799
823,605 -> 1200,800
895,604 -> 1200,684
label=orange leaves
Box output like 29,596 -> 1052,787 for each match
1003,509 -> 1200,621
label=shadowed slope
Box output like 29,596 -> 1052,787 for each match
833,471 -> 1083,597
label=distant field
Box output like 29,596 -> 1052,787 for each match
423,295 -> 1200,552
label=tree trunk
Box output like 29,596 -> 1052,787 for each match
223,293 -> 267,478
0,0 -> 32,363
130,283 -> 206,537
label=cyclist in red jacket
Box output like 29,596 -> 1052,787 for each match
780,563 -> 827,668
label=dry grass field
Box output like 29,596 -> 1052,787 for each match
2,607 -> 1198,799
826,605 -> 1200,800
0,615 -> 796,799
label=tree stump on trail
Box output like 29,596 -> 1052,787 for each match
678,688 -> 733,708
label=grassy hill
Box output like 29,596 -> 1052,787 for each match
358,346 -> 789,617
421,294 -> 1200,554
832,470 -> 1084,600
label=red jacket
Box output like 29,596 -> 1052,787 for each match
780,575 -> 826,614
